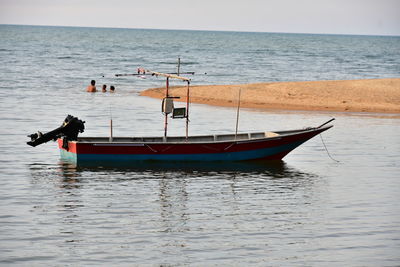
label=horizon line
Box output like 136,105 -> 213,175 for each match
1,23 -> 400,38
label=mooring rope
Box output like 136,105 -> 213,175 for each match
319,134 -> 340,163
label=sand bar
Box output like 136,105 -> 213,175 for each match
140,78 -> 400,114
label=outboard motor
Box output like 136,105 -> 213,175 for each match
27,115 -> 85,148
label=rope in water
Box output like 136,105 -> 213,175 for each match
319,134 -> 340,163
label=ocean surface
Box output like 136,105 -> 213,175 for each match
0,25 -> 399,266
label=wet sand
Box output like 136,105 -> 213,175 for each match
140,78 -> 400,114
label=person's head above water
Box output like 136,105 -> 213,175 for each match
91,80 -> 96,86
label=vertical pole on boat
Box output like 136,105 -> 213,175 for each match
164,77 -> 170,138
185,80 -> 190,140
109,104 -> 113,142
177,57 -> 181,76
235,88 -> 242,140
109,119 -> 113,142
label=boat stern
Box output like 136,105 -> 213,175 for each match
58,138 -> 78,163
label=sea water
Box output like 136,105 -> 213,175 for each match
0,25 -> 399,266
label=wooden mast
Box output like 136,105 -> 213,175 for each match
142,70 -> 191,138
185,80 -> 190,140
164,77 -> 169,137
177,57 -> 181,76
116,68 -> 191,139
235,88 -> 242,140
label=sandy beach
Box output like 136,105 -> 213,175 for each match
141,78 -> 400,114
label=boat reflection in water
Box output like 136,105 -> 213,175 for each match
55,158 -> 318,181
28,159 -> 320,251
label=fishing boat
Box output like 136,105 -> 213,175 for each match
27,68 -> 334,165
55,123 -> 332,163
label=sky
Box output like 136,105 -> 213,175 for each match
0,0 -> 399,35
